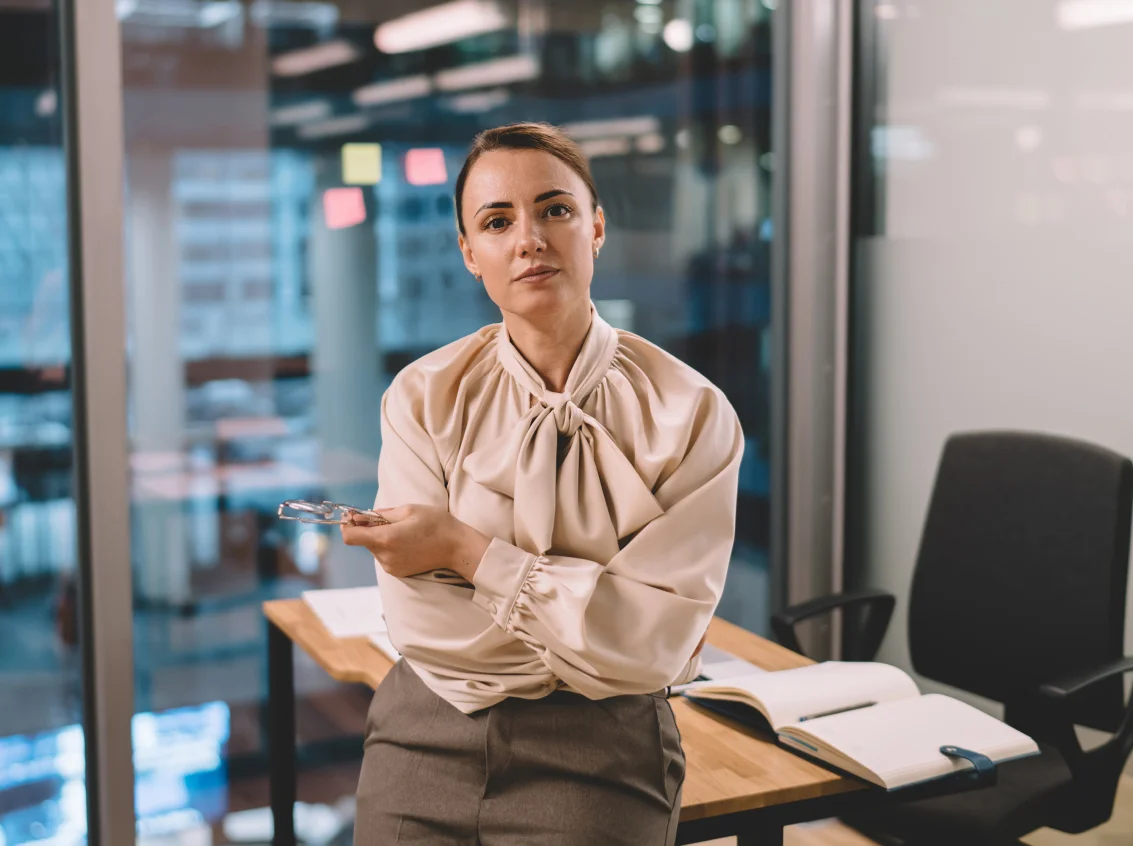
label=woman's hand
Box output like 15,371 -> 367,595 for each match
340,504 -> 492,582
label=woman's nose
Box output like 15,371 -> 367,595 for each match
515,220 -> 546,257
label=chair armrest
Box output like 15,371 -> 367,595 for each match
1039,657 -> 1133,768
770,590 -> 896,661
1039,657 -> 1133,700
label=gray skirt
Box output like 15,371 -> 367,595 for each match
354,660 -> 686,845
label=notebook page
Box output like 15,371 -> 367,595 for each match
302,587 -> 386,639
781,693 -> 1039,789
681,662 -> 916,729
738,662 -> 917,729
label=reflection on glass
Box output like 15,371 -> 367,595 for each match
0,703 -> 230,844
120,0 -> 778,840
0,3 -> 87,843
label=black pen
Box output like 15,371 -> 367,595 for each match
797,701 -> 876,722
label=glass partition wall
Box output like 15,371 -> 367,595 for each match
0,4 -> 91,845
1,1 -> 785,841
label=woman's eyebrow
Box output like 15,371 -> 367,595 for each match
534,189 -> 573,203
476,200 -> 513,214
475,189 -> 574,216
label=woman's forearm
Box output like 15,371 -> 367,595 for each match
450,520 -> 492,582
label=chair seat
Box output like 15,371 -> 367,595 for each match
848,742 -> 1074,844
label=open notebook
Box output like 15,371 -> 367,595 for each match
681,662 -> 1039,790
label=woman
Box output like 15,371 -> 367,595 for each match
342,122 -> 744,845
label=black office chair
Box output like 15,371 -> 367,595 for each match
772,431 -> 1133,844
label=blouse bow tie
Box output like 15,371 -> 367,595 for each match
543,391 -> 585,436
462,310 -> 663,563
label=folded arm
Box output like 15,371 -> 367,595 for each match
468,394 -> 745,698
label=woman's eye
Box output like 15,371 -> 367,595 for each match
545,203 -> 571,218
484,217 -> 508,230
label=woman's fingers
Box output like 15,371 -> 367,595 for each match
341,519 -> 405,553
347,511 -> 386,527
342,504 -> 411,526
370,505 -> 408,522
340,523 -> 366,546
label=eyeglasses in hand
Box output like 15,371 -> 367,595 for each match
277,499 -> 390,526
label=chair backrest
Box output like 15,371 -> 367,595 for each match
909,431 -> 1133,731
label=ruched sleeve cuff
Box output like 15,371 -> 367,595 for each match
471,538 -> 539,630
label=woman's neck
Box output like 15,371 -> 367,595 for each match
504,300 -> 593,394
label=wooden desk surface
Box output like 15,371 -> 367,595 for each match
263,598 -> 864,822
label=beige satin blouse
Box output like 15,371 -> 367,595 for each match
372,304 -> 744,714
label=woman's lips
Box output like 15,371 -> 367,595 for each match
516,268 -> 559,283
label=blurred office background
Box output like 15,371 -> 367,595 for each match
2,0 -> 778,843
0,0 -> 1131,843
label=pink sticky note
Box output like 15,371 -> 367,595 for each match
323,187 -> 367,229
405,147 -> 448,186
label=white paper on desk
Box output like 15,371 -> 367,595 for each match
368,632 -> 402,662
698,643 -> 767,681
669,644 -> 767,694
301,587 -> 386,639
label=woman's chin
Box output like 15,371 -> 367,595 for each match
508,282 -> 575,306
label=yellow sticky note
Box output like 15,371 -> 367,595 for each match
342,143 -> 382,185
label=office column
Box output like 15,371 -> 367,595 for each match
127,146 -> 191,605
308,152 -> 380,589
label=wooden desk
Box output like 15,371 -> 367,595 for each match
262,598 -> 884,844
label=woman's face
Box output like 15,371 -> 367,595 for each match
458,148 -> 605,322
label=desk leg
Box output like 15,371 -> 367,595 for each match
738,822 -> 784,846
268,620 -> 297,846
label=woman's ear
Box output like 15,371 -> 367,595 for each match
592,206 -> 607,253
458,233 -> 481,280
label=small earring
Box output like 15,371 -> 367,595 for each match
474,273 -> 482,283
593,246 -> 601,259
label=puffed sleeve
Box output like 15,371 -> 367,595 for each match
470,389 -> 744,698
372,371 -> 449,511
